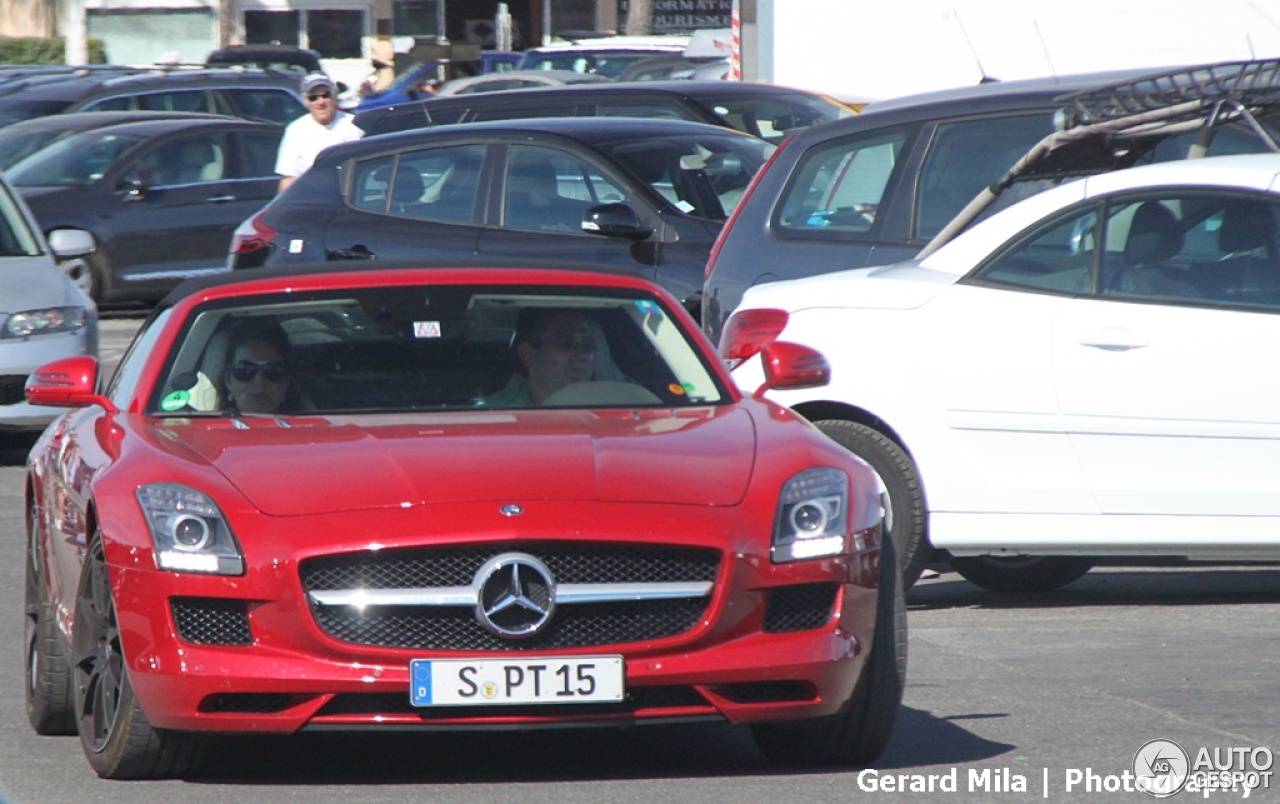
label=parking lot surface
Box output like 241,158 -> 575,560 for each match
0,314 -> 1275,801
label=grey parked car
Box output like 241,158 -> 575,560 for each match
0,173 -> 97,432
701,59 -> 1280,344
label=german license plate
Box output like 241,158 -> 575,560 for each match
410,656 -> 624,706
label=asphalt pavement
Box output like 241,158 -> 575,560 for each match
0,314 -> 1275,802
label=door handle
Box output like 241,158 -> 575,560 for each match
1078,325 -> 1148,351
327,245 -> 376,260
205,195 -> 236,203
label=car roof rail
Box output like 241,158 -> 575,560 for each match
1061,57 -> 1280,125
917,57 -> 1280,259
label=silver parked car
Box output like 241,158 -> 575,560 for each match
0,173 -> 97,432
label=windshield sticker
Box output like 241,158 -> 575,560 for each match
160,390 -> 190,411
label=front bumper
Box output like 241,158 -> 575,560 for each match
110,527 -> 879,733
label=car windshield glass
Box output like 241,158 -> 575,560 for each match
697,92 -> 854,143
7,130 -> 147,187
521,50 -> 681,78
149,282 -> 728,416
0,181 -> 41,256
599,133 -> 775,220
0,129 -> 52,170
0,99 -> 74,128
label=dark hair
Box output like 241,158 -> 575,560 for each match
218,318 -> 300,411
509,307 -> 592,376
513,307 -> 595,347
223,317 -> 292,368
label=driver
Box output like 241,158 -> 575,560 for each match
482,308 -> 596,406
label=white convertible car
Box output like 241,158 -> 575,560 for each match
722,154 -> 1280,592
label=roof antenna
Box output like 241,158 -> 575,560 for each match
949,10 -> 998,84
1033,20 -> 1058,77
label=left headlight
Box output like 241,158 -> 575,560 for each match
137,484 -> 245,575
772,467 -> 849,563
0,306 -> 87,338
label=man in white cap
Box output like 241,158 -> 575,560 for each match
274,72 -> 364,193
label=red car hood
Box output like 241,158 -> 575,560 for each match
163,408 -> 757,516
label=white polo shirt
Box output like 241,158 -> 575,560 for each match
274,111 -> 364,180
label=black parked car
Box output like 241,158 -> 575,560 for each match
206,44 -> 323,75
0,68 -> 305,129
701,61 -> 1280,343
9,117 -> 284,304
355,80 -> 853,144
229,116 -> 772,317
0,110 -> 233,170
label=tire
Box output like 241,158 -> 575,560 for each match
950,555 -> 1096,593
25,505 -> 75,735
73,534 -> 200,779
812,419 -> 930,589
77,252 -> 110,306
61,257 -> 96,303
751,534 -> 906,767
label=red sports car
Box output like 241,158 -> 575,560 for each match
22,264 -> 904,778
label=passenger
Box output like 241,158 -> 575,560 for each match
482,308 -> 596,406
220,319 -> 296,415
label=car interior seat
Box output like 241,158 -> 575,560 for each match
173,139 -> 221,184
390,169 -> 427,215
426,153 -> 483,223
1212,199 -> 1280,301
1116,200 -> 1197,298
505,152 -> 574,231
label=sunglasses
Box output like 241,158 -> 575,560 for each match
306,91 -> 333,101
229,360 -> 290,383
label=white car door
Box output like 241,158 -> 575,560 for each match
1052,192 -> 1280,519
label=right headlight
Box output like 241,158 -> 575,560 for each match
772,467 -> 849,563
1,306 -> 87,338
136,483 -> 245,575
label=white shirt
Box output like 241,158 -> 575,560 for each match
274,111 -> 364,180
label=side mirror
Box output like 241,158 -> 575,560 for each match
25,356 -> 117,412
121,176 -> 150,200
582,203 -> 653,241
47,228 -> 95,259
754,341 -> 830,397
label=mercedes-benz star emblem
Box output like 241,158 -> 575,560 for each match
474,552 -> 555,638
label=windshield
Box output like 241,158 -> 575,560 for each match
150,283 -> 728,416
519,49 -> 683,78
7,129 -> 147,187
599,133 -> 775,220
0,180 -> 42,256
0,129 -> 50,170
696,91 -> 854,143
0,99 -> 74,129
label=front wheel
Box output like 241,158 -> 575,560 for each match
950,555 -> 1095,593
73,534 -> 200,779
751,533 -> 906,766
25,505 -> 75,735
812,419 -> 930,588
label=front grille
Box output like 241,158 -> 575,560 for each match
302,543 -> 720,651
172,597 -> 252,645
762,583 -> 838,633
0,375 -> 28,406
303,543 -> 719,589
